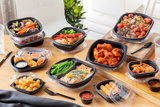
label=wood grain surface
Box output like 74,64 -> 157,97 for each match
0,35 -> 158,107
103,32 -> 159,61
75,33 -> 160,106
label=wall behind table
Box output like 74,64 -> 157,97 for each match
15,0 -> 70,37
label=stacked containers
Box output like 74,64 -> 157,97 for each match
6,17 -> 45,48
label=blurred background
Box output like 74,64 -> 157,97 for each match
0,0 -> 160,39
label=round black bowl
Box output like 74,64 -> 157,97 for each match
79,91 -> 94,104
148,79 -> 160,92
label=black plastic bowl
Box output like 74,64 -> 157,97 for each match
93,79 -> 127,103
86,39 -> 127,71
113,12 -> 154,42
6,17 -> 42,37
50,27 -> 86,51
127,60 -> 159,79
10,75 -> 45,95
10,55 -> 48,72
148,79 -> 160,92
46,58 -> 97,88
79,91 -> 94,104
11,31 -> 45,49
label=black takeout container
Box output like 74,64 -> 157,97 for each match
10,75 -> 45,95
93,79 -> 127,103
127,60 -> 159,79
10,55 -> 48,72
11,31 -> 45,49
46,58 -> 97,88
148,79 -> 160,92
6,17 -> 42,37
112,12 -> 154,42
86,39 -> 127,71
50,27 -> 86,51
79,91 -> 94,104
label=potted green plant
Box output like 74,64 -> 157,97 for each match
63,0 -> 87,30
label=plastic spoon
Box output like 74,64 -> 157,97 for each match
131,42 -> 152,54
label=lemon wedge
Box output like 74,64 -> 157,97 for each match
66,74 -> 74,78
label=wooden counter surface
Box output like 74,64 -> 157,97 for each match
0,35 -> 158,107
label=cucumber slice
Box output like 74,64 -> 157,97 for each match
36,25 -> 39,29
28,19 -> 33,23
26,28 -> 30,33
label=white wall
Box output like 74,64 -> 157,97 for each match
15,0 -> 70,36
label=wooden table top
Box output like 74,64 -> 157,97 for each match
0,35 -> 158,107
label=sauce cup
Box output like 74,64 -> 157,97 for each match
79,91 -> 94,104
148,79 -> 160,92
14,60 -> 28,69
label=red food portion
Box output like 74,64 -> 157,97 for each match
116,14 -> 151,38
81,92 -> 93,100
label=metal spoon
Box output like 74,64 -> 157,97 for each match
131,42 -> 152,54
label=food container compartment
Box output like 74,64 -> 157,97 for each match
50,27 -> 86,51
11,31 -> 45,49
86,39 -> 127,71
113,12 -> 154,42
127,60 -> 159,79
6,17 -> 42,37
94,79 -> 135,106
10,72 -> 45,95
46,58 -> 97,88
10,47 -> 52,72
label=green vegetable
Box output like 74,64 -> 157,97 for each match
50,60 -> 74,76
36,25 -> 39,29
26,28 -> 30,33
60,29 -> 77,35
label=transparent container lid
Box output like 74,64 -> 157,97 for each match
9,72 -> 38,82
108,81 -> 135,107
15,47 -> 52,59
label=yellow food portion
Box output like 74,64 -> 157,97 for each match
15,76 -> 41,91
99,81 -> 120,97
14,53 -> 46,67
131,61 -> 155,74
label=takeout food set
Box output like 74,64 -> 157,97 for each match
7,13 -> 160,105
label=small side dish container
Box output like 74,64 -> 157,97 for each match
14,60 -> 28,69
112,12 -> 154,43
79,91 -> 94,104
148,79 -> 160,92
86,39 -> 127,71
10,72 -> 45,95
127,60 -> 159,79
94,79 -> 135,107
50,27 -> 86,51
46,58 -> 97,88
10,47 -> 52,72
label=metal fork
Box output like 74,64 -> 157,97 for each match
44,88 -> 75,101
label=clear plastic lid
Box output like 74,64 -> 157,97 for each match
15,47 -> 52,59
9,72 -> 38,82
108,81 -> 135,107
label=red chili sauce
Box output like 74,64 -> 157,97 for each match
81,92 -> 93,100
